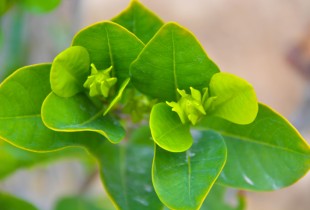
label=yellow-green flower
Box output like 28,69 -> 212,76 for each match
167,87 -> 216,125
83,64 -> 117,97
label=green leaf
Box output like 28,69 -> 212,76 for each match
50,46 -> 90,97
150,103 -> 192,152
54,195 -> 115,210
89,126 -> 163,210
112,0 -> 164,43
130,22 -> 219,101
42,92 -> 125,144
0,192 -> 38,210
104,78 -> 131,115
198,103 -> 310,190
20,0 -> 61,13
0,139 -> 85,180
208,72 -> 258,124
0,64 -> 104,152
200,185 -> 246,210
72,21 -> 144,86
152,130 -> 227,210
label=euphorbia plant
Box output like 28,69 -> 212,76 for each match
0,1 -> 309,209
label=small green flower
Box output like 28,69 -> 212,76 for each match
83,64 -> 117,97
167,87 -> 217,125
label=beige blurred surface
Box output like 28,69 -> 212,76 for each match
1,0 -> 310,210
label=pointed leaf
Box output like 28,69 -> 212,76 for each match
51,46 -> 90,97
200,185 -> 246,210
0,64 -> 104,152
0,192 -> 38,210
72,21 -> 144,86
130,22 -> 220,101
152,130 -> 227,210
150,103 -> 192,152
42,92 -> 125,144
104,78 -> 131,115
88,126 -> 163,210
198,103 -> 310,190
208,72 -> 258,124
112,0 -> 164,43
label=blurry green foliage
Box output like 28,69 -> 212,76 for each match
0,192 -> 38,210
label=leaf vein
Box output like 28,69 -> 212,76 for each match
171,29 -> 178,100
215,130 -> 310,157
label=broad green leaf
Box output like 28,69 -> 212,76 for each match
88,126 -> 163,210
104,78 -> 131,115
198,103 -> 310,190
42,92 -> 125,144
152,130 -> 227,210
112,0 -> 164,43
54,196 -> 115,210
72,21 -> 144,86
20,0 -> 61,13
0,139 -> 85,180
208,72 -> 258,124
51,46 -> 90,97
200,185 -> 246,210
150,103 -> 192,152
130,22 -> 220,101
0,192 -> 38,210
0,64 -> 104,152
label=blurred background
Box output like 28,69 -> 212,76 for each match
0,0 -> 310,209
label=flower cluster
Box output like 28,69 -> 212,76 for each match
83,64 -> 117,97
166,87 -> 216,125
